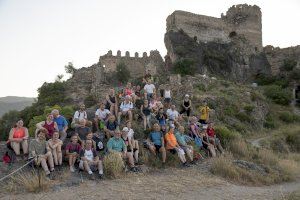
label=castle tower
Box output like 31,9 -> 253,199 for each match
222,4 -> 262,51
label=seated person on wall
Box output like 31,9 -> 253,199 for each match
140,99 -> 151,130
165,124 -> 190,167
29,129 -> 54,179
75,119 -> 92,142
125,122 -> 139,164
200,128 -> 216,157
52,109 -> 68,142
107,130 -> 137,172
124,82 -> 137,104
134,85 -> 144,109
166,105 -> 180,124
79,139 -> 104,179
104,115 -> 119,139
189,116 -> 202,138
199,100 -> 210,125
47,131 -> 63,170
105,88 -> 118,116
95,102 -> 111,132
143,79 -> 156,100
206,122 -> 224,154
179,94 -> 192,118
146,123 -> 166,164
175,126 -> 195,164
65,134 -> 82,173
149,93 -> 162,114
163,85 -> 172,109
156,108 -> 167,133
8,119 -> 29,160
118,95 -> 133,124
35,113 -> 58,140
71,104 -> 91,129
81,132 -> 97,149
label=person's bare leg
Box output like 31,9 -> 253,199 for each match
52,149 -> 58,165
128,111 -> 132,122
117,112 -> 122,124
159,147 -> 166,163
11,142 -> 20,155
127,152 -> 135,167
178,152 -> 186,163
98,160 -> 103,174
147,116 -> 151,129
109,105 -> 114,116
57,145 -> 62,165
83,161 -> 91,173
40,157 -> 50,174
143,116 -> 147,130
46,152 -> 54,171
21,140 -> 29,154
149,145 -> 156,155
186,146 -> 194,161
72,156 -> 77,166
134,140 -> 139,162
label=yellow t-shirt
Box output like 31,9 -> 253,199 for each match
199,106 -> 210,120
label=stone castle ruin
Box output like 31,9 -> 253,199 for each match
66,4 -> 299,103
166,4 -> 262,51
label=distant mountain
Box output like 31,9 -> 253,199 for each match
0,96 -> 35,117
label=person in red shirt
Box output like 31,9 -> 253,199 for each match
206,122 -> 224,154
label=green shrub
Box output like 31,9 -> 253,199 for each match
0,110 -> 20,140
173,58 -> 196,76
263,114 -> 276,129
235,112 -> 253,123
289,68 -> 300,81
224,104 -> 238,116
195,83 -> 206,92
279,112 -> 300,123
281,59 -> 297,71
263,85 -> 292,105
286,132 -> 300,152
116,62 -> 131,84
243,105 -> 254,114
214,125 -> 240,146
84,95 -> 97,108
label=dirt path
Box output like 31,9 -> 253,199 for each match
1,163 -> 299,200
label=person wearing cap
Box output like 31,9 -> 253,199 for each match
117,95 -> 134,124
180,94 -> 192,117
165,124 -> 190,167
199,100 -> 210,124
107,130 -> 137,172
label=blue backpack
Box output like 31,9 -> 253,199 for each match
194,136 -> 203,148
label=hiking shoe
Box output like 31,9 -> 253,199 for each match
130,167 -> 138,173
70,166 -> 75,173
182,162 -> 190,168
98,174 -> 104,179
190,160 -> 197,165
46,172 -> 54,180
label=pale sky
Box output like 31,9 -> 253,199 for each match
0,0 -> 299,97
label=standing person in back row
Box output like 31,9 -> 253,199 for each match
199,100 -> 210,124
144,79 -> 156,100
52,109 -> 68,142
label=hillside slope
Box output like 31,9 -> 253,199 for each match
0,96 -> 35,117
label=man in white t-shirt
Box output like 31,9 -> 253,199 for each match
167,105 -> 179,122
118,96 -> 133,124
79,139 -> 104,179
95,102 -> 111,131
144,79 -> 156,100
72,104 -> 89,128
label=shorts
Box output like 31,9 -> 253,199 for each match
154,145 -> 162,152
79,160 -> 97,171
169,148 -> 177,154
199,119 -> 207,124
164,98 -> 171,103
147,93 -> 153,100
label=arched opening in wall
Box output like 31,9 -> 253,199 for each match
229,31 -> 237,38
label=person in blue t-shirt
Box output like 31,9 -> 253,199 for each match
52,109 -> 68,142
147,123 -> 166,164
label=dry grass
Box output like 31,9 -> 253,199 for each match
228,138 -> 252,158
277,159 -> 300,181
255,148 -> 279,166
2,170 -> 50,193
280,189 -> 300,200
103,152 -> 125,178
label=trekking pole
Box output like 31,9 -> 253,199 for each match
37,155 -> 41,189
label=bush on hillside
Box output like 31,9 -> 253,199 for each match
173,58 -> 196,76
278,111 -> 300,123
286,131 -> 300,152
243,105 -> 254,114
281,59 -> 297,71
116,62 -> 131,84
263,114 -> 276,129
235,112 -> 254,123
0,110 -> 20,140
263,85 -> 292,105
84,95 -> 98,108
214,125 -> 240,146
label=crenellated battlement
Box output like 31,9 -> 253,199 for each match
101,50 -> 153,59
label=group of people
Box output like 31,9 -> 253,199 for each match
5,73 -> 224,180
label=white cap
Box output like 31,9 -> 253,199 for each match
185,94 -> 189,97
122,127 -> 129,132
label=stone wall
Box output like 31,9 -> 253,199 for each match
166,4 -> 262,51
264,45 -> 300,75
99,50 -> 164,78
